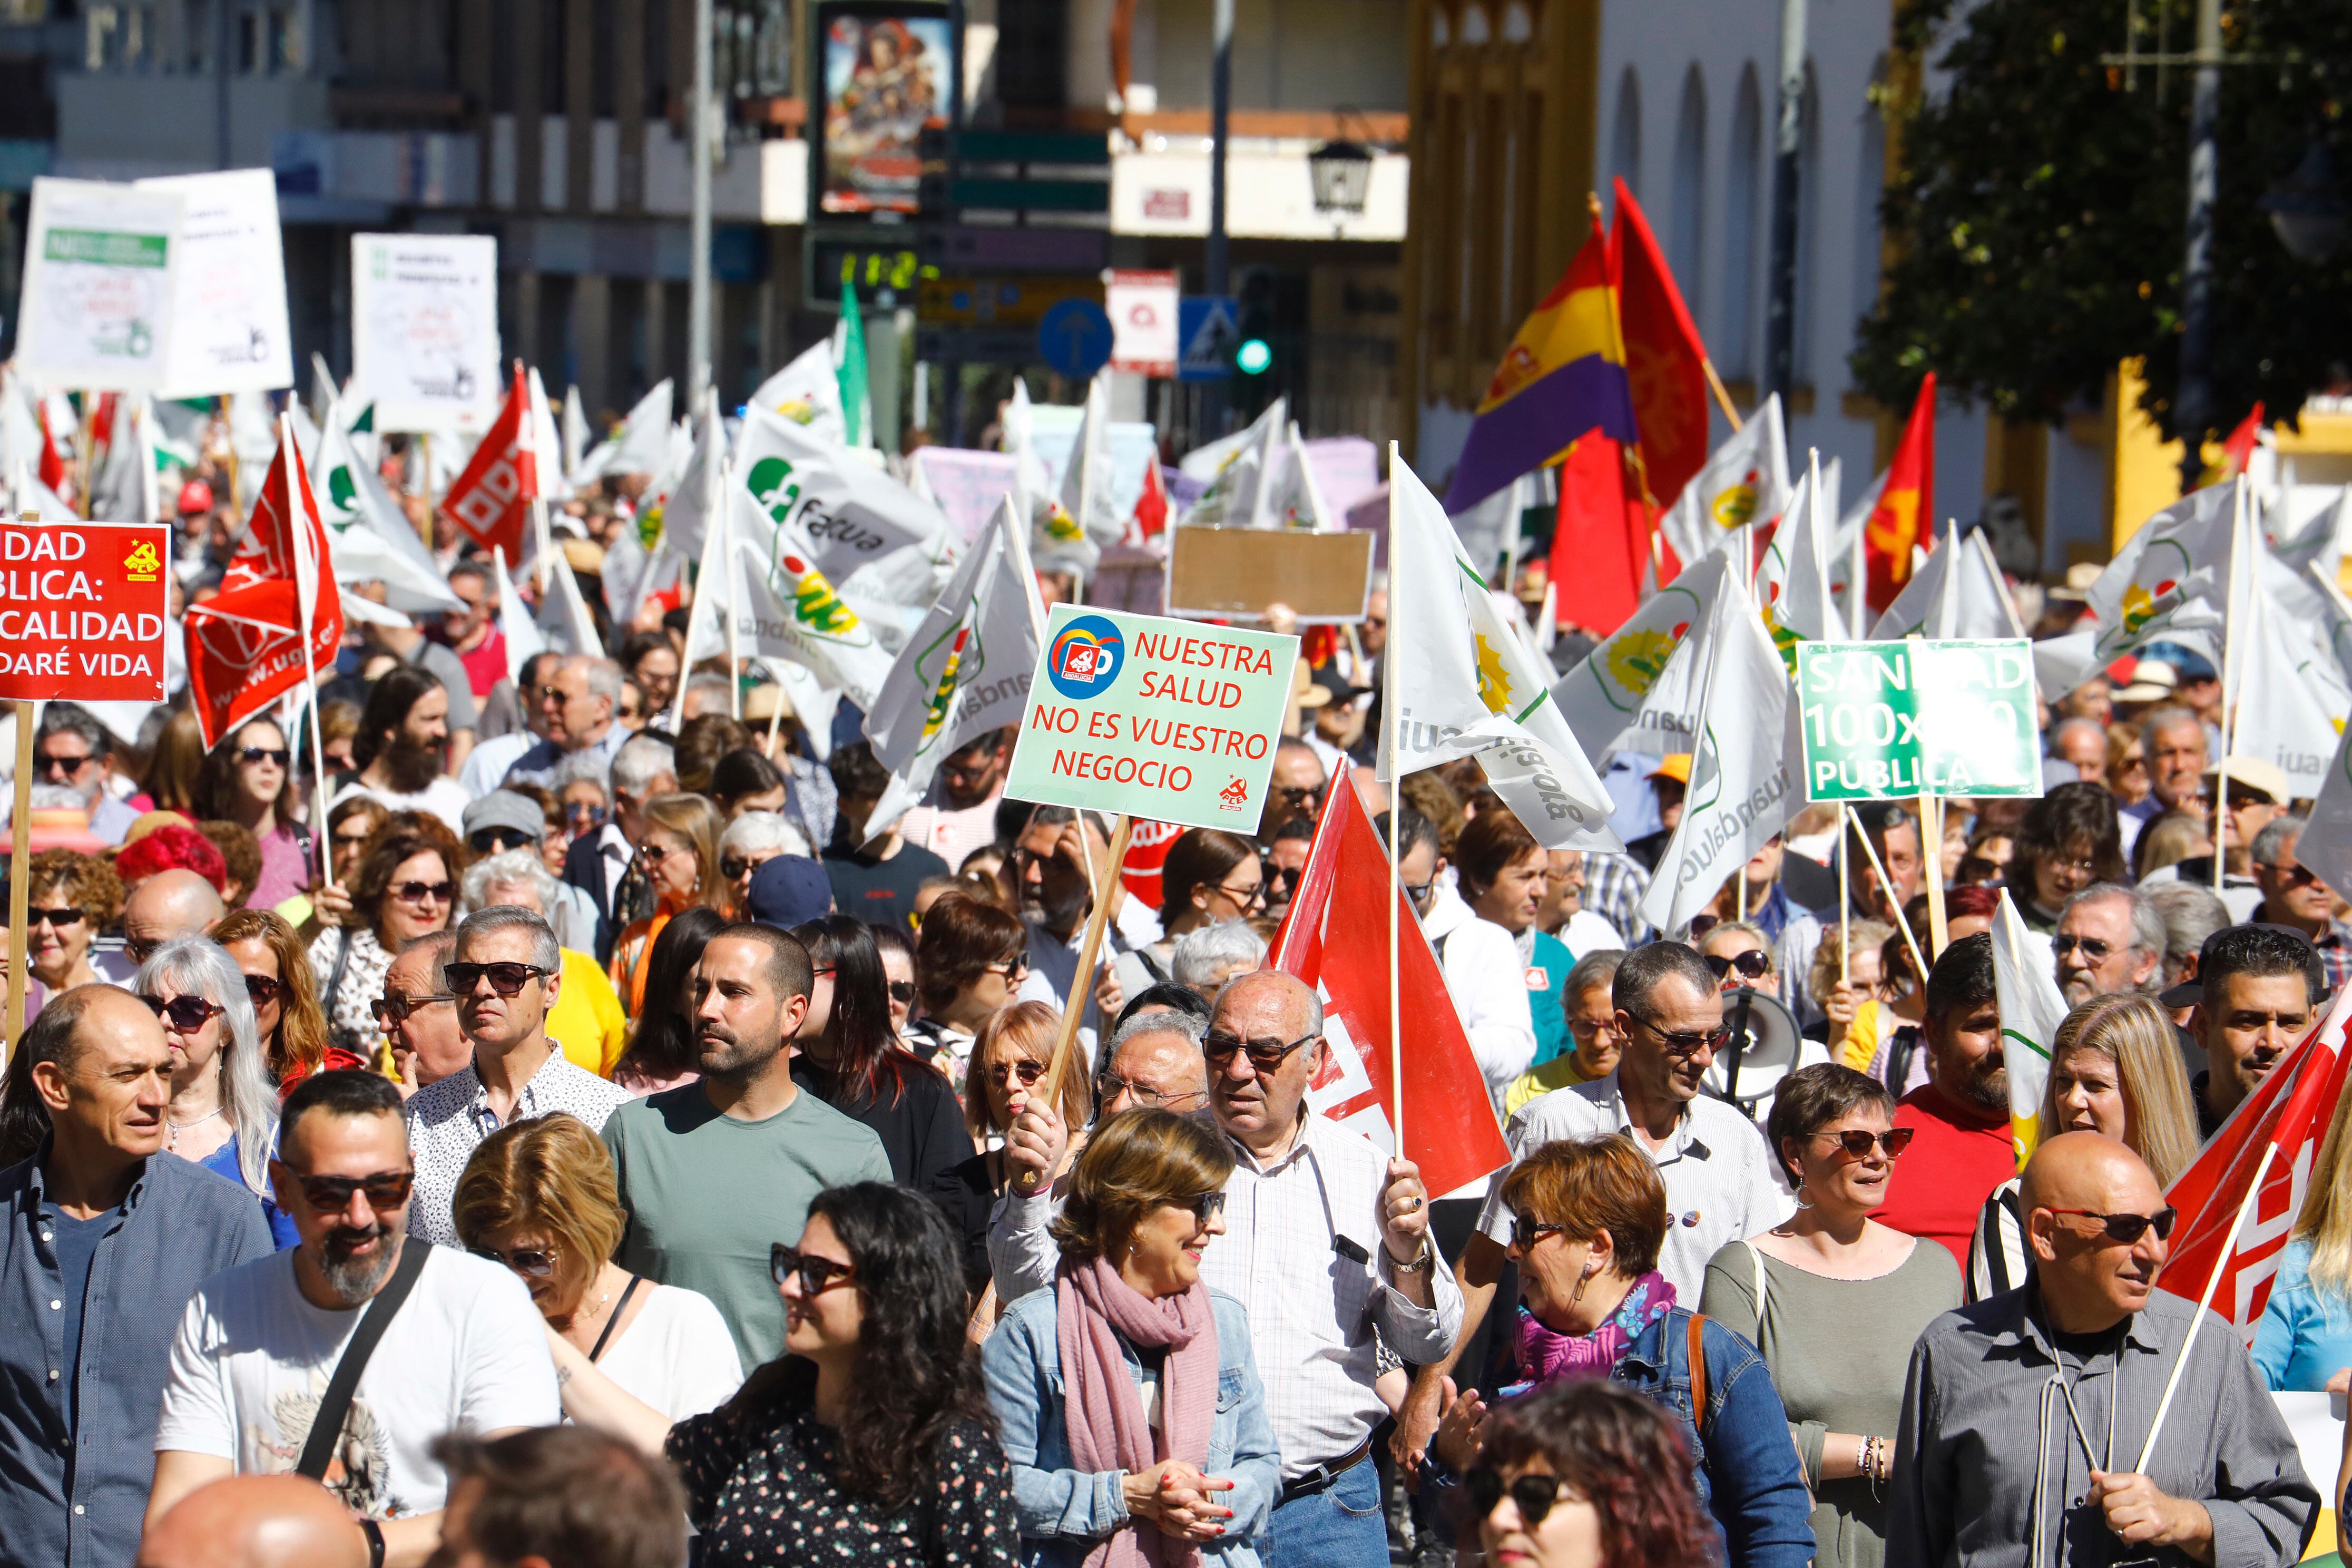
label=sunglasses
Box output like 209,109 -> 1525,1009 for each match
26,907 -> 84,929
1177,1190 -> 1227,1224
563,802 -> 606,825
1704,950 -> 1770,981
287,1169 -> 415,1212
123,936 -> 163,966
770,1243 -> 858,1296
1509,1213 -> 1565,1252
1203,1030 -> 1317,1073
636,842 -> 680,864
887,979 -> 916,1005
242,973 -> 285,1007
1631,1014 -> 1732,1057
2045,1206 -> 2179,1244
1214,878 -> 1267,907
444,962 -> 551,997
390,880 -> 456,904
1466,1467 -> 1577,1528
237,746 -> 292,767
141,994 -> 223,1032
986,1059 -> 1047,1088
373,991 -> 455,1026
2262,861 -> 2321,889
469,828 -> 535,854
471,1243 -> 559,1278
1814,1127 -> 1916,1159
2052,933 -> 2112,961
36,750 -> 95,777
1403,879 -> 1435,904
721,855 -> 769,880
987,955 -> 1031,982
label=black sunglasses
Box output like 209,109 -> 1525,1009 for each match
123,935 -> 163,966
287,1169 -> 414,1212
2045,1206 -> 2179,1244
374,991 -> 455,1026
1704,950 -> 1770,981
2052,933 -> 2113,961
1509,1213 -> 1564,1253
770,1243 -> 858,1296
444,962 -> 551,997
471,1243 -> 559,1278
236,746 -> 292,767
141,993 -> 223,1032
242,973 -> 285,1007
469,828 -> 535,853
26,907 -> 84,929
1178,1190 -> 1227,1224
987,1059 -> 1047,1088
1815,1127 -> 1916,1159
1631,1014 -> 1731,1057
887,979 -> 916,1005
1202,1030 -> 1317,1073
391,880 -> 457,904
721,855 -> 767,880
1467,1467 -> 1577,1528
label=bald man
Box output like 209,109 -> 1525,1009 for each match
1888,1133 -> 2316,1568
137,1475 -> 366,1568
123,869 -> 226,964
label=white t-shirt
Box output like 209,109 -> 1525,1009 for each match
329,777 -> 472,837
154,1245 -> 560,1521
594,1282 -> 744,1420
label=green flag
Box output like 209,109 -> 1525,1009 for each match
838,276 -> 870,449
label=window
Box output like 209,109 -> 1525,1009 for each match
1723,64 -> 1761,379
1854,55 -> 1889,327
1608,67 -> 1640,203
1670,66 -> 1706,319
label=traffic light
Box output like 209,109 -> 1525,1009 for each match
1235,336 -> 1273,375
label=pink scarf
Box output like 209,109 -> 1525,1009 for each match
1055,1256 -> 1220,1568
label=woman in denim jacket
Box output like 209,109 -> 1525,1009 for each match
1430,1133 -> 1814,1568
983,1108 -> 1282,1566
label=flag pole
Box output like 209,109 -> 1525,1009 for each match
1702,358 -> 1747,433
5,506 -> 33,1065
1386,443 -> 1406,1159
713,397 -> 742,723
1853,815 -> 1929,985
2213,477 -> 2246,895
1023,812 -> 1135,1196
2132,1140 -> 2279,1472
1837,805 -> 1851,988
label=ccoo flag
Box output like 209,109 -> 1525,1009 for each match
1992,889 -> 2068,1167
1444,212 -> 1639,514
1863,374 -> 1936,616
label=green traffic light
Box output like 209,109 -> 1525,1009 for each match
1236,338 -> 1273,375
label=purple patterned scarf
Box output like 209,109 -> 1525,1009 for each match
1514,1270 -> 1677,1384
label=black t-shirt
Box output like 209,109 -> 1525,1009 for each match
794,1053 -> 975,1194
822,842 -> 950,934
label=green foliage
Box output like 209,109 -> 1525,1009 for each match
1853,0 -> 2352,444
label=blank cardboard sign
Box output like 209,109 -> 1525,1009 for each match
1164,527 -> 1375,623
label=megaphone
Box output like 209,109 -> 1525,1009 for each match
1703,986 -> 1807,1118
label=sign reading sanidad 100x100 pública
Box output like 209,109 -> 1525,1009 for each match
1006,605 -> 1299,832
1794,638 -> 2043,802
0,522 -> 173,702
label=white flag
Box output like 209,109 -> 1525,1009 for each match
2229,589 -> 2347,800
1182,398 -> 1287,528
2263,483 -> 2347,576
493,544 -> 546,685
561,385 -> 590,483
748,339 -> 850,447
1868,525 -> 2024,641
309,395 -> 464,614
574,379 -> 674,484
731,404 -> 949,586
1994,888 -> 2069,1164
1753,460 -> 1845,671
89,395 -> 159,525
1057,372 -> 1124,544
1636,574 -> 1798,935
536,546 -> 604,658
686,516 -> 899,711
2083,483 -> 2236,665
1660,393 -> 1791,569
1549,551 -> 1741,759
2299,719 -> 2352,904
1266,423 -> 1337,531
527,367 -> 570,503
1381,450 -> 1619,850
863,498 -> 1046,840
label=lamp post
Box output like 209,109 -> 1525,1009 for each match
1307,114 -> 1376,229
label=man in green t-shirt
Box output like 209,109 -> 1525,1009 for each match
603,923 -> 891,1369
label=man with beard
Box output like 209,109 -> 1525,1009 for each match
2053,883 -> 2165,1006
149,1071 -> 557,1566
1869,933 -> 2016,1268
349,588 -> 479,772
331,664 -> 471,835
1012,805 -> 1133,1033
15,703 -> 140,844
0,987 -> 273,1568
2177,924 -> 2322,1140
600,924 -> 889,1369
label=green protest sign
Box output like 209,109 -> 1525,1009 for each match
1006,605 -> 1298,831
1795,639 -> 2043,802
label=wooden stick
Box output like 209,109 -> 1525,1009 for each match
1853,815 -> 1930,986
77,393 -> 96,520
1702,357 -> 1746,433
5,696 -> 30,1064
1837,806 -> 1851,988
1023,811 -> 1135,1194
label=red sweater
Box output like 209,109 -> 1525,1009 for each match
1875,1083 -> 2016,1269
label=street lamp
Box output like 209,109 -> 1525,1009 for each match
2261,141 -> 2349,265
1307,109 -> 1375,217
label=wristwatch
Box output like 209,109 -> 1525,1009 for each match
1386,1240 -> 1435,1275
359,1517 -> 385,1568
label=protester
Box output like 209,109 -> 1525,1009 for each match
982,1107 -> 1281,1563
1697,917 -> 1781,996
1012,805 -> 1131,1024
323,796 -> 389,890
1170,919 -> 1265,1000
1454,808 -> 1570,1071
465,790 -> 601,954
462,848 -> 629,1076
2181,924 -> 2321,1138
609,792 -> 727,1014
457,650 -> 563,797
2052,881 -> 2164,1005
1261,736 -> 1328,840
0,987 -> 275,1568
607,905 -> 727,1095
935,1000 -> 1093,1295
545,1181 -> 1017,1565
433,558 -> 505,700
1504,948 -> 1628,1114
1700,1064 -> 1963,1568
124,868 -> 228,964
503,653 -> 630,791
1844,804 -> 1924,926
350,600 -> 482,772
138,936 -> 300,1247
429,1425 -> 690,1568
1143,827 -> 1268,979
199,818 -> 264,909
333,664 -> 471,832
21,846 -> 130,992
308,822 -> 455,1056
2257,1087 -> 2352,1391
706,746 -> 790,818
26,702 -> 140,844
2249,816 -> 2352,992
2139,811 -> 2219,882
213,907 -> 354,1092
789,914 -> 973,1189
191,719 -> 313,911
2192,757 -> 2289,917
822,742 -> 951,932
1966,994 -> 2200,1303
718,810 -> 802,913
2139,880 -> 2230,1007
454,1113 -> 741,1416
874,920 -> 920,1043
915,890 -> 1036,1083
1456,1378 -> 1719,1568
1094,1006 -> 1213,1118
621,631 -> 682,730
562,733 -> 678,952
148,1070 -> 559,1562
119,824 -> 231,901
134,1474 -> 369,1568
896,726 -> 1014,869
2007,783 -> 2124,934
603,922 -> 893,1368
406,906 -> 630,1247
1887,1132 -> 2317,1566
1428,1134 -> 1815,1567
379,930 -> 468,1093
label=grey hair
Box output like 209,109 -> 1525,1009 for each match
2251,814 -> 2309,870
1614,941 -> 1716,1016
399,929 -> 459,960
1691,918 -> 1772,969
1171,918 -> 1266,993
1564,949 -> 1626,1003
136,936 -> 277,1197
463,848 -> 562,916
2061,881 -> 2167,967
35,701 -> 109,757
1024,803 -> 1114,842
447,905 -> 561,978
684,672 -> 733,707
2139,881 -> 2230,979
1109,1006 -> 1207,1058
722,810 -> 809,860
569,654 -> 624,709
610,734 -> 677,798
546,747 -> 611,797
2139,705 -> 2203,753
2049,716 -> 2106,752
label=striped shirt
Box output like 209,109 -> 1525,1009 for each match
1965,1178 -> 2026,1304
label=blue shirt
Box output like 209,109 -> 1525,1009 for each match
2253,1238 -> 2352,1393
194,1136 -> 301,1251
44,1208 -> 107,1420
1526,929 -> 1575,1066
0,1145 -> 275,1568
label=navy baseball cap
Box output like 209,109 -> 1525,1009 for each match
747,855 -> 834,929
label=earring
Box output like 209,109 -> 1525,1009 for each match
1791,1180 -> 1815,1211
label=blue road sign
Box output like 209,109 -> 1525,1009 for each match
1037,299 -> 1115,379
1178,296 -> 1240,382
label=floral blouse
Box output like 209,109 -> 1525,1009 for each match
667,1385 -> 1015,1567
307,925 -> 396,1057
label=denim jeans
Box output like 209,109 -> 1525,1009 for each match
1265,1459 -> 1386,1568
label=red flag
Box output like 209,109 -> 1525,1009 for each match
1119,818 -> 1184,911
1549,433 -> 1648,636
185,419 -> 345,747
1270,762 -> 1512,1198
1133,459 -> 1170,539
37,399 -> 65,493
2215,403 -> 2267,484
1864,373 -> 1936,616
2155,987 -> 2352,1342
443,362 -> 537,564
1609,179 -> 1712,508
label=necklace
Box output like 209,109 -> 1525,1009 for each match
166,1105 -> 225,1150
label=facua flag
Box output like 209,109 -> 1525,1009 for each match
683,507 -> 899,712
1271,760 -> 1513,1199
1445,212 -> 1640,514
1548,432 -> 1648,638
731,404 -> 950,586
185,417 -> 344,746
861,497 -> 1046,839
1993,889 -> 2068,1166
1659,394 -> 1791,572
1549,549 -> 1740,760
1382,450 -> 1620,852
2229,593 -> 2346,801
1635,572 -> 1797,936
1183,397 -> 1286,529
2157,984 -> 2352,1341
747,338 -> 850,447
2082,482 -> 2236,667
442,362 -> 536,564
1609,179 -> 1712,508
1863,373 -> 1936,617
1751,460 -> 1845,672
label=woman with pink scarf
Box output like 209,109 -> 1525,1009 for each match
983,1108 -> 1282,1567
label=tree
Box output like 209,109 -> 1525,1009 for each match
1851,0 -> 2352,446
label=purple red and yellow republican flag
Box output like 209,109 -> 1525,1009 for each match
1443,213 -> 1640,514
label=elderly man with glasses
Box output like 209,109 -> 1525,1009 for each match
19,702 -> 140,844
501,654 -> 630,793
2249,815 -> 2352,994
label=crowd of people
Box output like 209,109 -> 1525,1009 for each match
3,434 -> 2351,1568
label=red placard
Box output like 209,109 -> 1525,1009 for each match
0,521 -> 172,702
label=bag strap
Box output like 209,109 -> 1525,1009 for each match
588,1274 -> 644,1363
1686,1312 -> 1709,1432
320,926 -> 356,1021
296,1240 -> 432,1483
1750,1243 -> 1769,1322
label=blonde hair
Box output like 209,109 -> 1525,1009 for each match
642,793 -> 729,914
453,1114 -> 628,1311
2040,995 -> 2200,1187
962,999 -> 1090,1142
2297,1081 -> 2352,1302
1051,1108 -> 1234,1264
1808,919 -> 1892,1005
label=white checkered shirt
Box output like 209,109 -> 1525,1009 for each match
404,1043 -> 631,1248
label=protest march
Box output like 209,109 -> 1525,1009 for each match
12,71 -> 2352,1568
